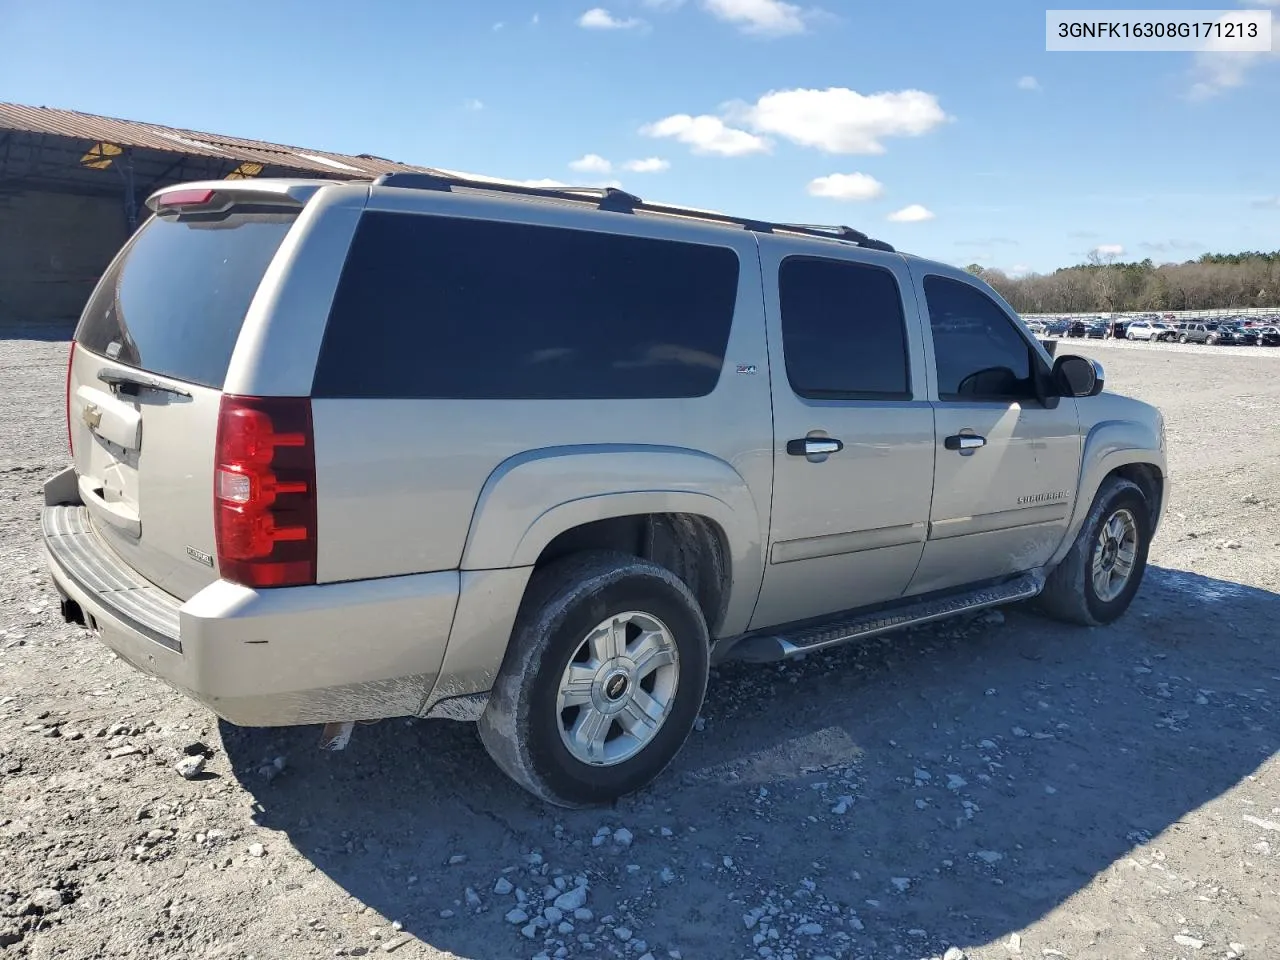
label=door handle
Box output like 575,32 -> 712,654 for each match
944,434 -> 986,451
787,437 -> 844,457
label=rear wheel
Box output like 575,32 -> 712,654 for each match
1036,476 -> 1151,626
478,551 -> 710,807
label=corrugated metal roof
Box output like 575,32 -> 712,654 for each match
0,102 -> 438,179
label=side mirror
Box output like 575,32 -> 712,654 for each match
1053,354 -> 1104,398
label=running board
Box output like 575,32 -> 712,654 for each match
725,572 -> 1044,663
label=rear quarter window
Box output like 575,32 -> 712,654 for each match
75,208 -> 298,389
312,212 -> 741,400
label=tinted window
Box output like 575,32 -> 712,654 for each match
313,212 -> 740,399
923,276 -> 1036,402
76,209 -> 297,389
778,257 -> 910,400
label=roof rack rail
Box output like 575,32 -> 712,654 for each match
371,171 -> 645,213
370,171 -> 896,253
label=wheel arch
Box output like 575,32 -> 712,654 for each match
1049,419 -> 1166,569
460,444 -> 765,638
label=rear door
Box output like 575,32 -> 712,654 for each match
749,243 -> 935,629
904,269 -> 1082,596
69,198 -> 302,600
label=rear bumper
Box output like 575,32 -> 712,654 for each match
43,496 -> 460,727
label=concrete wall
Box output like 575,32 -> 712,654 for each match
0,189 -> 129,323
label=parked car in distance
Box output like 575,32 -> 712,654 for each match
1176,322 -> 1213,344
1066,320 -> 1089,338
1105,320 -> 1129,339
1254,325 -> 1280,346
1086,322 -> 1108,339
1208,325 -> 1252,346
41,173 -> 1169,807
1125,321 -> 1171,342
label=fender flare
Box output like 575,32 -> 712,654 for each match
460,444 -> 765,637
1049,419 -> 1166,567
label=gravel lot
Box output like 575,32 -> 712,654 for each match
1,328 -> 1276,960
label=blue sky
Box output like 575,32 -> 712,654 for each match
2,0 -> 1277,273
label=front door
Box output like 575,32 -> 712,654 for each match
905,269 -> 1083,596
750,244 -> 936,630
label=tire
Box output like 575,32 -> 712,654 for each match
1126,332 -> 1134,340
1036,476 -> 1151,627
1179,335 -> 1188,343
478,551 -> 710,807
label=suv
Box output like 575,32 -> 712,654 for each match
1126,320 -> 1175,342
42,175 -> 1168,807
1177,323 -> 1212,344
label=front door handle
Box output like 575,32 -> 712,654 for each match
787,437 -> 844,457
944,434 -> 986,451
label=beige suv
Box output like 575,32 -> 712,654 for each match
43,173 -> 1168,807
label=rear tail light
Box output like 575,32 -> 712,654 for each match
213,395 -> 317,588
65,341 -> 77,456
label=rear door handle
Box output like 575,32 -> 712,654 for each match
944,434 -> 986,451
787,437 -> 844,457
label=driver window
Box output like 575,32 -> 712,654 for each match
923,275 -> 1036,402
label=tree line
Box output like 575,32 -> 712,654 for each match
967,250 -> 1280,314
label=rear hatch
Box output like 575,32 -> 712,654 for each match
68,191 -> 302,601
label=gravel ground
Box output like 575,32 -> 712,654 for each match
1,327 -> 1276,960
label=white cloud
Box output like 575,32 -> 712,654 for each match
623,157 -> 671,173
1252,196 -> 1280,208
734,87 -> 949,154
532,13 -> 540,24
463,98 -> 484,111
887,204 -> 935,223
806,172 -> 884,201
1091,243 -> 1125,258
578,7 -> 644,29
569,153 -> 613,173
493,21 -> 504,30
1016,75 -> 1041,91
702,0 -> 807,35
643,0 -> 687,7
1188,8 -> 1279,98
1009,264 -> 1031,276
640,114 -> 770,156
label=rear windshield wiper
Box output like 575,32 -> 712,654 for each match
97,369 -> 192,398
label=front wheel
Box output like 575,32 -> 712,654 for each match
1036,476 -> 1151,626
1179,335 -> 1188,343
478,551 -> 710,807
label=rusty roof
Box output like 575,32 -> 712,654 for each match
0,101 -> 439,179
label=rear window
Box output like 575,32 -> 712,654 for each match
75,208 -> 297,389
312,212 -> 740,400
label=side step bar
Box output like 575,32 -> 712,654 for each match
725,571 -> 1044,663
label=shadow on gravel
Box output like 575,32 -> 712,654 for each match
219,565 -> 1278,958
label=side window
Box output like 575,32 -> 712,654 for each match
778,256 -> 911,400
312,212 -> 740,400
923,275 -> 1036,402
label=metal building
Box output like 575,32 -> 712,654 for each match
0,102 -> 436,323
